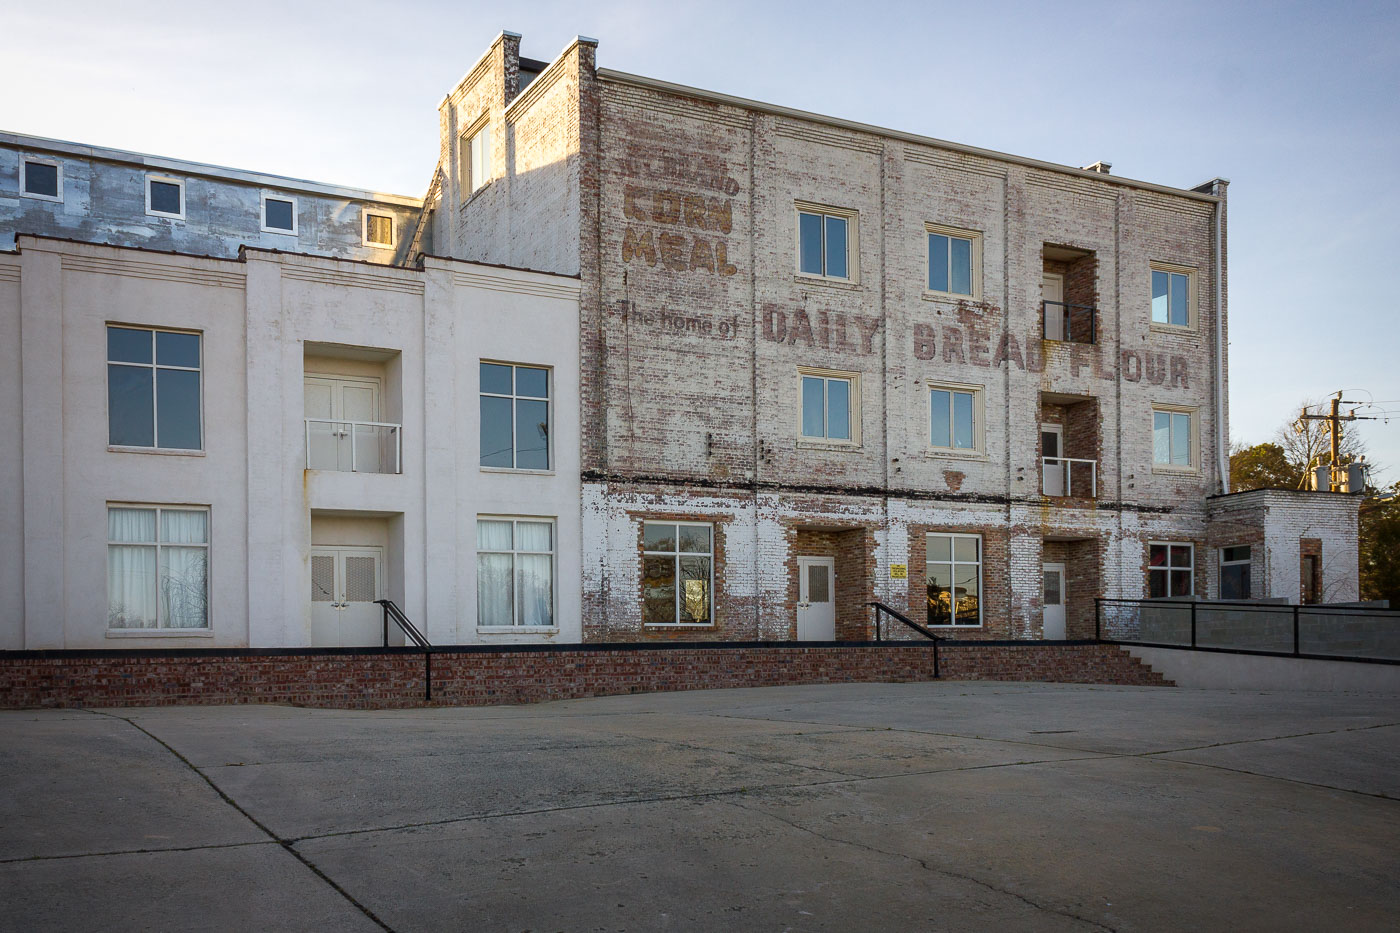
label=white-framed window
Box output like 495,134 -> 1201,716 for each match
1149,542 -> 1194,598
925,222 -> 981,299
480,361 -> 551,471
107,325 -> 202,451
1150,263 -> 1194,328
460,120 -> 492,195
108,505 -> 209,630
261,192 -> 298,235
476,517 -> 555,629
926,532 -> 982,627
21,157 -> 63,202
928,383 -> 981,453
642,521 -> 714,626
796,201 -> 858,282
799,368 -> 859,444
362,209 -> 395,249
1219,545 -> 1252,600
1152,405 -> 1196,470
145,175 -> 185,219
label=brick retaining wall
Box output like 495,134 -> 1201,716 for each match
0,643 -> 1169,709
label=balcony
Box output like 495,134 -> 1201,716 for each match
305,419 -> 402,474
1042,457 -> 1097,498
1042,300 -> 1097,344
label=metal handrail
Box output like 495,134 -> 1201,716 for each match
375,599 -> 433,700
1041,456 -> 1098,497
1041,300 -> 1096,344
867,601 -> 940,678
304,418 -> 403,474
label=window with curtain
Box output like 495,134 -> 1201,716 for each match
108,506 -> 208,629
480,362 -> 550,470
477,518 -> 555,628
107,326 -> 202,450
641,522 -> 714,625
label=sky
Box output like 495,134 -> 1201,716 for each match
5,0 -> 1397,483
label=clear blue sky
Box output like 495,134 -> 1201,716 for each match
6,0 -> 1397,482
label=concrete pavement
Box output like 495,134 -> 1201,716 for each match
2,682 -> 1398,931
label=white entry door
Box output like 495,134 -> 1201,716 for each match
305,376 -> 381,472
1041,423 -> 1065,496
796,557 -> 836,641
1042,273 -> 1066,340
1043,562 -> 1066,640
310,547 -> 383,647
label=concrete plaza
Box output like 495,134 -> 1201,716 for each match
2,682 -> 1398,931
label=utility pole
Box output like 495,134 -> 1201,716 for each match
1297,392 -> 1377,491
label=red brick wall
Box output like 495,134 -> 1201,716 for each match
0,644 -> 1169,709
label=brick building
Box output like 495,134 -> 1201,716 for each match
0,31 -> 1362,650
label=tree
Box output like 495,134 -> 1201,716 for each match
1230,442 -> 1301,492
1360,484 -> 1400,607
1275,396 -> 1367,488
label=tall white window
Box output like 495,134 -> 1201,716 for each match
796,203 -> 856,281
642,522 -> 714,625
462,123 -> 492,194
107,326 -> 202,451
1151,266 -> 1192,327
480,362 -> 550,470
926,223 -> 981,298
926,533 -> 981,627
1149,543 -> 1194,598
800,370 -> 856,443
108,506 -> 209,630
476,518 -> 555,628
929,384 -> 979,452
1153,407 -> 1195,469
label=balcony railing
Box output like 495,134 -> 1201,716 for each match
305,419 -> 402,474
1042,300 -> 1096,344
1042,457 -> 1097,498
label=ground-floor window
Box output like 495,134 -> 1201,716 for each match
642,521 -> 713,625
477,517 -> 555,627
1219,546 -> 1251,600
926,532 -> 981,626
107,505 -> 209,629
1149,542 -> 1194,598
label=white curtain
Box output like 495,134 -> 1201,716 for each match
477,554 -> 514,626
518,554 -> 553,627
109,508 -> 208,629
108,508 -> 157,628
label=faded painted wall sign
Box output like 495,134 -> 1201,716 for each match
617,146 -> 742,277
763,308 -> 883,355
616,302 -> 741,339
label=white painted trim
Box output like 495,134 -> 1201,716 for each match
923,222 -> 983,300
924,531 -> 984,628
106,503 -> 212,632
924,381 -> 985,455
1151,403 -> 1199,473
794,200 -> 859,284
260,191 -> 299,236
19,156 -> 63,202
797,366 -> 861,447
145,174 -> 186,220
1149,261 -> 1198,332
362,208 -> 395,249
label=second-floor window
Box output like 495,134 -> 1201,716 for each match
929,384 -> 979,452
481,362 -> 550,470
107,325 -> 202,451
800,370 -> 857,443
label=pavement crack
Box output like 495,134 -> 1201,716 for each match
86,710 -> 398,933
725,800 -> 1116,931
0,840 -> 273,865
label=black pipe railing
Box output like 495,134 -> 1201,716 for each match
1042,300 -> 1096,344
375,599 -> 434,700
868,601 -> 940,678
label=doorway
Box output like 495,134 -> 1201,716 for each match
310,546 -> 383,646
1043,562 -> 1066,640
1042,272 -> 1066,340
796,556 -> 836,641
1041,423 -> 1065,497
305,375 -> 382,472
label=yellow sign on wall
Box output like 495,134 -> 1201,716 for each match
889,564 -> 908,580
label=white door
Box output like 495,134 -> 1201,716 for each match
310,547 -> 384,647
1041,423 -> 1065,496
305,376 -> 380,471
1042,273 -> 1066,340
796,557 -> 836,641
1043,562 -> 1066,640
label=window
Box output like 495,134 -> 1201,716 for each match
796,202 -> 856,281
1152,406 -> 1195,469
926,223 -> 981,298
1151,265 -> 1192,327
476,518 -> 555,628
642,522 -> 714,625
929,384 -> 979,452
146,175 -> 185,219
108,506 -> 209,630
363,210 -> 394,249
480,362 -> 550,470
21,158 -> 62,201
926,533 -> 981,627
1220,545 -> 1251,600
799,369 -> 857,443
107,325 -> 202,451
460,122 -> 492,195
1149,543 -> 1194,598
261,192 -> 297,235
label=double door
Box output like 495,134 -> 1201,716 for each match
305,376 -> 382,472
310,547 -> 383,646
